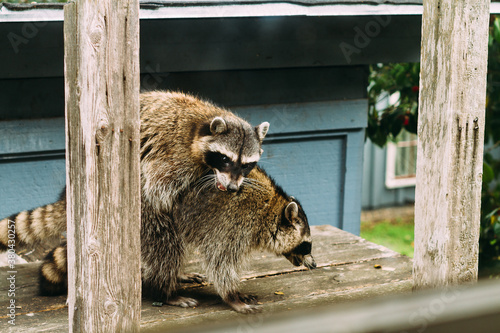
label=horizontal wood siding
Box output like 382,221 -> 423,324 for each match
0,62 -> 367,235
1,66 -> 366,120
0,118 -> 65,218
235,99 -> 367,233
0,15 -> 421,80
0,100 -> 366,233
0,159 -> 65,219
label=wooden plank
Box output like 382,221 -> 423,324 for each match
0,16 -> 421,79
183,225 -> 401,278
147,66 -> 368,107
0,66 -> 366,120
0,118 -> 65,155
0,226 -> 411,332
0,159 -> 65,219
63,0 -> 141,331
234,99 -> 368,135
413,0 -> 489,288
186,279 -> 500,333
0,77 -> 64,121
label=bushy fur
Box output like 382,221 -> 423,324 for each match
0,91 -> 268,306
23,167 -> 314,313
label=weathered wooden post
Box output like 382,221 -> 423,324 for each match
414,0 -> 490,289
64,0 -> 141,331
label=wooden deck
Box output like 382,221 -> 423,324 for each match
0,225 -> 412,332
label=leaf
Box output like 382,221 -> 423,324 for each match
274,291 -> 284,295
390,119 -> 403,138
485,208 -> 500,223
494,222 -> 500,236
483,162 -> 495,185
494,18 -> 500,44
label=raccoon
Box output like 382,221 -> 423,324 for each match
171,166 -> 316,313
35,167 -> 315,313
0,90 -> 269,303
140,91 -> 269,213
0,91 -> 268,249
140,90 -> 270,307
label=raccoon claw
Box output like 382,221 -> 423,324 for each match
226,292 -> 261,313
166,296 -> 199,308
238,293 -> 258,305
178,273 -> 207,284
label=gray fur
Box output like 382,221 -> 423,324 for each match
168,166 -> 315,313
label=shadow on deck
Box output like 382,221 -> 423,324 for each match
0,225 -> 412,332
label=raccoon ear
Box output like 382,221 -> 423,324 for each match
285,202 -> 299,222
210,117 -> 227,134
255,122 -> 270,141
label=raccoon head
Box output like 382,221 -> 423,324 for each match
275,201 -> 316,270
201,117 -> 269,193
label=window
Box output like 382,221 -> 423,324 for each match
385,131 -> 417,189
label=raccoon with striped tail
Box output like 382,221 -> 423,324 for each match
36,166 -> 316,314
0,90 -> 269,307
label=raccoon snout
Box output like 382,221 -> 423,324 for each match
303,254 -> 317,270
227,183 -> 239,193
215,181 -> 239,192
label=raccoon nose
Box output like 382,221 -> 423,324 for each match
227,183 -> 239,193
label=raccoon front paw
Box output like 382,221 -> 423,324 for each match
226,292 -> 262,313
238,292 -> 258,305
178,273 -> 207,284
166,296 -> 199,308
230,302 -> 262,314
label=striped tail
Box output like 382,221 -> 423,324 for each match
0,196 -> 66,252
39,243 -> 68,296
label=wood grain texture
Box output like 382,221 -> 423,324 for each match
64,0 -> 141,331
0,226 -> 412,332
413,0 -> 489,289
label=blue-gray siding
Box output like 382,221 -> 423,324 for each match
0,99 -> 366,234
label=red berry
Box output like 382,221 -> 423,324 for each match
403,116 -> 410,126
412,86 -> 419,92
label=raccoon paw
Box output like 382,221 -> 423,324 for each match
166,296 -> 199,308
238,292 -> 258,305
226,292 -> 262,313
178,273 -> 207,284
230,302 -> 262,314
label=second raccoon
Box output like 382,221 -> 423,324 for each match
20,167 -> 316,313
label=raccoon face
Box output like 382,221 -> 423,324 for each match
202,117 -> 269,193
276,201 -> 316,270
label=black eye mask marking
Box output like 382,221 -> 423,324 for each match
241,162 -> 257,176
205,152 -> 233,171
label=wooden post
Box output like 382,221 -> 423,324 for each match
64,0 -> 141,331
414,0 -> 490,289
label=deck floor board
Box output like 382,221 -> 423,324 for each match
0,225 -> 412,332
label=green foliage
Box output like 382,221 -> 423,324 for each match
367,63 -> 420,147
368,17 -> 500,267
361,219 -> 414,258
